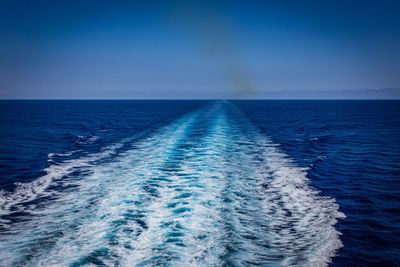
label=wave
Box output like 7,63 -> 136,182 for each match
0,102 -> 344,266
76,135 -> 99,145
47,151 -> 75,158
0,143 -> 123,224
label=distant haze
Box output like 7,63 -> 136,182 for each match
1,0 -> 400,99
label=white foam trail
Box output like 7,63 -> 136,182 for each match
45,114 -> 199,266
124,108 -> 229,266
0,102 -> 345,267
0,143 -> 122,222
217,104 -> 345,267
0,110 -> 200,266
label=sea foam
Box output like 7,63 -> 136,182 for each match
0,102 -> 344,267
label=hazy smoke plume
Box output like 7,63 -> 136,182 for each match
174,1 -> 253,98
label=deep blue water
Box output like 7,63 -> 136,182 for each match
0,100 -> 399,266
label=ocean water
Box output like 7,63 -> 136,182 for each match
0,100 -> 399,266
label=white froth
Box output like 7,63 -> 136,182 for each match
0,103 -> 344,267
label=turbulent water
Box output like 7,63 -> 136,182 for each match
0,100 -> 399,266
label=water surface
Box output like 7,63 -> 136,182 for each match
0,100 -> 399,266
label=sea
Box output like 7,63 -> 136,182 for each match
0,100 -> 399,266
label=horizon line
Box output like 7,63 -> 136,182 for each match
1,98 -> 400,101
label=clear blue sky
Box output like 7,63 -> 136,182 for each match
1,0 -> 399,99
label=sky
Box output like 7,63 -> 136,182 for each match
1,0 -> 400,99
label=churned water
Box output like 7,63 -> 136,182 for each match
0,100 -> 399,266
